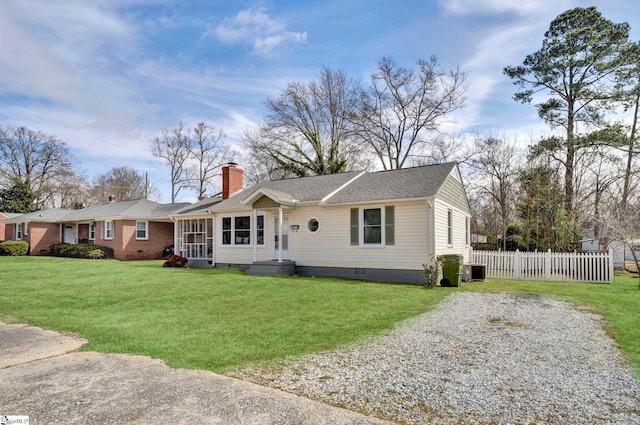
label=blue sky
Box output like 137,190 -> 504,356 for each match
0,0 -> 638,202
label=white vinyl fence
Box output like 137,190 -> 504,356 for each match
471,248 -> 614,283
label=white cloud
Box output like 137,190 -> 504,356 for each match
206,7 -> 307,57
441,0 -> 572,16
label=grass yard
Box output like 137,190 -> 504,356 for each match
0,257 -> 448,372
0,257 -> 638,377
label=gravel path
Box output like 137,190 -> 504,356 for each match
233,292 -> 640,424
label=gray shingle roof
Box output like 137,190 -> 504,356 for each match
4,200 -> 189,223
198,163 -> 457,213
206,171 -> 363,211
1,208 -> 72,223
323,163 -> 456,204
61,199 -> 188,221
172,197 -> 223,215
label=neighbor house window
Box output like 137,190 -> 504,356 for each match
136,221 -> 148,240
89,222 -> 96,240
447,210 -> 453,246
221,215 -> 264,246
104,220 -> 115,239
350,206 -> 394,246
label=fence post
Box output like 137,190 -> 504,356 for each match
608,248 -> 614,283
515,249 -> 521,280
545,249 -> 552,281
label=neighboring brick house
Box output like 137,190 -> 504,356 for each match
1,200 -> 188,260
0,212 -> 21,241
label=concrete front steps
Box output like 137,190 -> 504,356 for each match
246,260 -> 296,276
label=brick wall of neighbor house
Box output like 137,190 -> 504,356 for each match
77,224 -> 90,243
0,214 -> 9,240
95,221 -> 120,258
27,223 -> 61,255
120,220 -> 174,260
4,223 -> 15,241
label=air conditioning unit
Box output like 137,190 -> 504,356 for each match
462,263 -> 486,282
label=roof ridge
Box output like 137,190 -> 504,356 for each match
319,171 -> 366,204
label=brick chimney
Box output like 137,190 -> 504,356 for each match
222,163 -> 243,199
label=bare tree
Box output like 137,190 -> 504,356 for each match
352,56 -> 467,170
88,166 -> 160,204
244,66 -> 367,178
189,122 -> 235,200
468,137 -> 520,250
0,125 -> 78,208
151,122 -> 193,202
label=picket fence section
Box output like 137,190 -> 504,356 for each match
470,248 -> 614,283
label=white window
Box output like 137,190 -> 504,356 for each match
89,222 -> 96,240
14,223 -> 22,240
221,215 -> 264,246
136,221 -> 148,240
350,206 -> 394,247
447,210 -> 453,246
104,220 -> 114,239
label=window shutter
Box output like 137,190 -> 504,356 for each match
385,206 -> 395,245
350,208 -> 359,245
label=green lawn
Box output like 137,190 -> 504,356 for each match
0,257 -> 638,377
0,257 -> 448,372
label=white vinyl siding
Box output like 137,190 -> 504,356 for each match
434,199 -> 470,262
289,202 -> 428,270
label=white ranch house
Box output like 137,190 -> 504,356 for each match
170,163 -> 472,284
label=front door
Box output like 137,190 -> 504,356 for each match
274,216 -> 291,260
63,225 -> 75,244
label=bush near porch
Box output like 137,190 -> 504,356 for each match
49,243 -> 114,259
0,240 -> 29,256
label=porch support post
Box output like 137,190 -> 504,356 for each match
253,209 -> 258,263
278,207 -> 283,262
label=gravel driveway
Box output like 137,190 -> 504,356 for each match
234,292 -> 640,424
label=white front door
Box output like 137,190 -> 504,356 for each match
274,216 -> 291,260
63,225 -> 75,244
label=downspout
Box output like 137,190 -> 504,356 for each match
427,197 -> 436,260
278,207 -> 283,262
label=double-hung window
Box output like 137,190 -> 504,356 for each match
89,222 -> 96,240
15,223 -> 22,240
350,206 -> 394,247
104,220 -> 115,239
136,221 -> 148,240
221,215 -> 264,246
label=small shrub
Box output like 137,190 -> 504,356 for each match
163,254 -> 188,268
49,243 -> 114,259
422,255 -> 443,288
0,240 -> 29,256
87,249 -> 105,260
